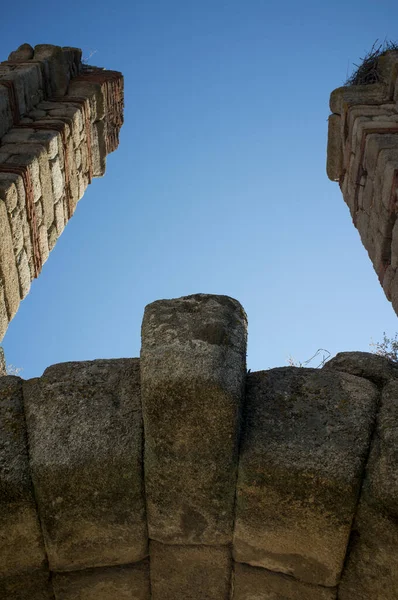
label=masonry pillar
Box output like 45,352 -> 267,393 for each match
140,293 -> 247,598
327,49 -> 398,315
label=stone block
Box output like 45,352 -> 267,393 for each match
8,43 -> 34,62
50,156 -> 64,202
47,224 -> 57,252
16,65 -> 43,113
91,120 -> 106,177
326,114 -> 342,181
0,570 -> 54,600
0,199 -> 20,319
16,247 -> 31,299
323,351 -> 398,386
233,368 -> 379,587
67,80 -> 104,121
0,377 -> 46,576
23,359 -> 147,572
232,563 -> 337,600
52,561 -> 150,600
34,45 -> 69,97
141,294 -> 247,545
30,130 -> 59,161
0,86 -> 13,139
0,347 -> 5,376
329,83 -> 388,115
338,379 -> 398,599
0,284 -> 7,342
150,542 -> 231,600
0,176 -> 18,213
364,133 -> 398,177
9,206 -> 25,255
29,109 -> 47,120
1,69 -> 27,116
54,199 -> 66,236
38,224 -> 49,265
2,128 -> 36,144
3,141 -> 53,230
64,136 -> 79,213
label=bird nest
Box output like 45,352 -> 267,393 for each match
345,40 -> 398,86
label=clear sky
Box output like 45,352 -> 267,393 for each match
1,0 -> 397,379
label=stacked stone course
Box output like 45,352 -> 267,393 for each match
327,50 -> 398,315
0,43 -> 124,342
1,294 -> 398,599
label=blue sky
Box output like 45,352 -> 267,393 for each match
1,0 -> 397,378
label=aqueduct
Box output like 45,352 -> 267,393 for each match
0,43 -> 397,599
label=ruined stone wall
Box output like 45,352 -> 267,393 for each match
1,293 -> 397,599
0,44 -> 124,342
327,50 -> 398,315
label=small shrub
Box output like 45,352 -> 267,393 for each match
370,333 -> 398,363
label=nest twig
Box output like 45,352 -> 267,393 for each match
345,39 -> 398,86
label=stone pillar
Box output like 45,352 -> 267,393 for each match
0,43 -> 124,342
140,293 -> 247,598
327,50 -> 398,315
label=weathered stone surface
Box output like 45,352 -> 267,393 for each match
53,561 -> 150,600
0,347 -> 5,376
8,43 -> 34,62
232,563 -> 337,600
150,542 -> 231,600
326,114 -> 342,182
23,359 -> 147,572
91,120 -> 106,177
141,294 -> 247,545
338,379 -> 398,599
0,199 -> 21,319
0,570 -> 54,600
0,86 -> 13,138
233,368 -> 379,587
0,377 -> 46,576
16,247 -> 32,298
67,80 -> 105,121
0,176 -> 18,213
0,285 -> 8,342
324,351 -> 398,385
329,83 -> 387,115
34,45 -> 68,97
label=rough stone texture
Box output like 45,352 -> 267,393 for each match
327,51 -> 398,316
23,359 -> 147,572
0,377 -> 46,576
338,379 -> 398,599
0,347 -> 5,376
0,570 -> 54,600
52,561 -> 151,600
8,44 -> 34,62
0,199 -> 21,320
233,367 -> 379,587
150,542 -> 231,600
324,350 -> 398,385
232,563 -> 337,600
141,293 -> 247,545
0,286 -> 7,342
326,114 -> 342,182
